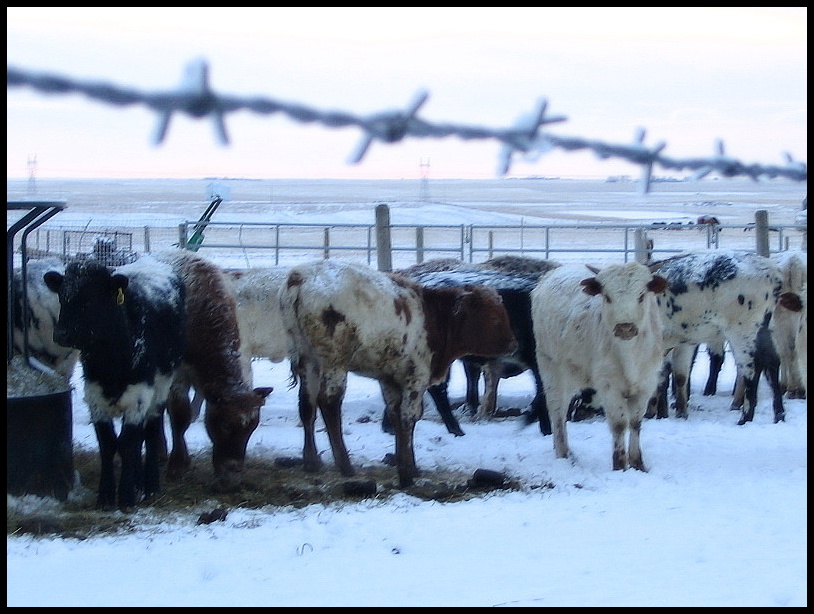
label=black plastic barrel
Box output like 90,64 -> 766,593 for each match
7,390 -> 74,501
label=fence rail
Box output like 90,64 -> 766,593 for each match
13,208 -> 807,271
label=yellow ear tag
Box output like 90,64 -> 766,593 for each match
116,288 -> 125,306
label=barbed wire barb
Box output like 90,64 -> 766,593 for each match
7,60 -> 806,185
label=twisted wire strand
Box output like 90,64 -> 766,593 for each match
7,61 -> 806,184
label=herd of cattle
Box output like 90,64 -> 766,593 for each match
11,246 -> 807,510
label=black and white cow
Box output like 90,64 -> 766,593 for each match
648,250 -> 787,425
11,257 -> 79,378
44,256 -> 186,510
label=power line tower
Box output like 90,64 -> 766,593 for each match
27,154 -> 38,195
419,158 -> 430,202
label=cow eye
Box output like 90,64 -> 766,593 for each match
637,293 -> 645,303
604,295 -> 612,304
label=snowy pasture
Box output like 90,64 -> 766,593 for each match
7,178 -> 807,606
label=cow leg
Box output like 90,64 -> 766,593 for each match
93,420 -> 118,510
670,344 -> 695,419
143,412 -> 164,499
462,358 -> 483,416
544,381 -> 570,460
382,382 -> 420,487
627,410 -> 647,472
754,326 -> 785,423
297,367 -> 323,473
166,380 -> 193,479
736,372 -> 760,425
318,371 -> 353,477
117,422 -> 145,511
426,382 -> 465,437
478,361 -> 501,419
645,358 -> 671,419
532,372 -> 552,436
703,340 -> 726,396
609,418 -> 628,471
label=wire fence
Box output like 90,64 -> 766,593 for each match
15,215 -> 806,272
7,60 -> 807,191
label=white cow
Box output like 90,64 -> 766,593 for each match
771,251 -> 807,398
795,284 -> 807,388
226,266 -> 293,367
532,262 -> 668,471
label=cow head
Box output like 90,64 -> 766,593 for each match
451,285 -> 517,358
581,263 -> 668,340
43,260 -> 129,350
205,386 -> 273,491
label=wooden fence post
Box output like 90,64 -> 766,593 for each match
416,226 -> 424,264
634,228 -> 652,263
754,210 -> 770,257
375,203 -> 392,272
178,223 -> 188,250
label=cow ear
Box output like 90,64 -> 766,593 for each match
778,291 -> 803,312
43,271 -> 64,293
647,275 -> 669,294
580,278 -> 602,296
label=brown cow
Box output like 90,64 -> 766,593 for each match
157,250 -> 272,492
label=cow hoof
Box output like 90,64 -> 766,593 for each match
774,413 -> 786,424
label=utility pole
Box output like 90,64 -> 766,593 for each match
419,158 -> 430,203
27,154 -> 37,195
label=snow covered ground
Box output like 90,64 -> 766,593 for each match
7,178 -> 807,606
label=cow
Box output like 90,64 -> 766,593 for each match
44,255 -> 187,510
646,250 -> 788,426
156,250 -> 273,492
396,255 -> 560,436
693,251 -> 807,403
401,262 -> 557,437
279,259 -> 517,487
532,262 -> 668,471
795,284 -> 807,388
12,257 -> 79,378
162,265 -> 289,480
770,251 -> 807,399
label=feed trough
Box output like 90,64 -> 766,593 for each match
7,200 -> 74,501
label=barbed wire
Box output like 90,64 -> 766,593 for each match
7,59 -> 807,190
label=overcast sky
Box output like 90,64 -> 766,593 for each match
6,7 -> 807,180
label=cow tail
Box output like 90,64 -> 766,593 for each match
280,271 -> 305,389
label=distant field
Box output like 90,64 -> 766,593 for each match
7,177 -> 807,268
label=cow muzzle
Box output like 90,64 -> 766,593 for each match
613,323 -> 638,340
